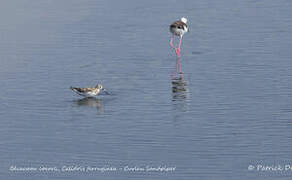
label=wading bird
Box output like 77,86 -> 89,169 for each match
169,17 -> 188,56
70,84 -> 109,97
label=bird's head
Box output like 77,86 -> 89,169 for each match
95,84 -> 103,90
95,84 -> 110,94
181,17 -> 187,24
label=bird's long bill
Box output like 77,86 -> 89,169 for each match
102,89 -> 110,95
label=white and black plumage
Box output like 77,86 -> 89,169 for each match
170,17 -> 188,37
70,84 -> 108,97
169,17 -> 188,56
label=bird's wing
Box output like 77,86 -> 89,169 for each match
70,87 -> 92,93
170,21 -> 187,30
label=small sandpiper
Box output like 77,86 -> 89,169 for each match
169,17 -> 189,56
70,84 -> 109,97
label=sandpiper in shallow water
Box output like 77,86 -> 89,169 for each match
70,84 -> 108,97
169,17 -> 188,56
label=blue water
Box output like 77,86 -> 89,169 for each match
1,0 -> 292,179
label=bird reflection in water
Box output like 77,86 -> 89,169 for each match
171,57 -> 189,102
172,76 -> 188,100
73,97 -> 103,113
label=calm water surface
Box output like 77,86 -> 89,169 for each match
1,0 -> 292,179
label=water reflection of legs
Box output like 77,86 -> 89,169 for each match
172,56 -> 188,99
172,76 -> 188,101
172,57 -> 183,80
171,73 -> 189,115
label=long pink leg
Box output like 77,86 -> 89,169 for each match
171,57 -> 178,79
177,57 -> 182,74
169,35 -> 178,54
177,35 -> 183,57
176,57 -> 184,79
172,58 -> 183,79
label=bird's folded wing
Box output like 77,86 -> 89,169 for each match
72,87 -> 96,92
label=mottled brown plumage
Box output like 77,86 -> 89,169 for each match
71,87 -> 98,93
70,84 -> 106,97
